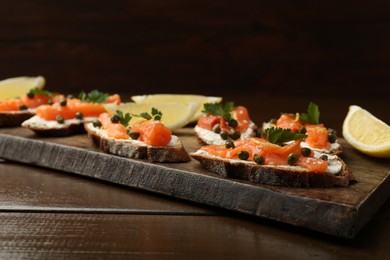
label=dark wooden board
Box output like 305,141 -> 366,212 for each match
0,127 -> 389,238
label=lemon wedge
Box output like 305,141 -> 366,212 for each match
342,105 -> 390,158
104,102 -> 200,131
0,76 -> 46,99
131,94 -> 222,122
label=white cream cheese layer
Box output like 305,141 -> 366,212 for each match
194,121 -> 256,145
21,115 -> 97,129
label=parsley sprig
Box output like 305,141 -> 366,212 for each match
29,87 -> 52,96
78,90 -> 109,103
262,127 -> 307,146
300,102 -> 320,124
114,110 -> 132,127
202,102 -> 234,122
133,107 -> 163,121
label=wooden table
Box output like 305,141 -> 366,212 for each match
0,96 -> 389,259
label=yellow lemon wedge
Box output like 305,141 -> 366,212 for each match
0,76 -> 46,99
131,94 -> 222,122
342,105 -> 390,158
104,102 -> 200,131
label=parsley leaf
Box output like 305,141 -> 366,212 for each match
202,102 -> 234,122
132,107 -> 163,121
78,90 -> 109,103
115,110 -> 132,127
300,102 -> 320,124
262,127 -> 307,146
29,87 -> 52,96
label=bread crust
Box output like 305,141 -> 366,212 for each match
85,123 -> 191,163
190,152 -> 355,188
0,111 -> 35,127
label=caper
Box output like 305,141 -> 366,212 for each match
56,115 -> 65,124
225,140 -> 235,149
60,99 -> 67,106
212,124 -> 221,133
110,114 -> 120,123
320,154 -> 328,161
93,120 -> 102,128
238,150 -> 249,160
287,153 -> 299,165
299,126 -> 307,134
19,105 -> 28,111
253,154 -> 264,165
75,112 -> 83,119
229,119 -> 238,127
229,130 -> 241,140
220,131 -> 229,140
328,128 -> 337,143
301,147 -> 312,157
129,131 -> 140,140
27,91 -> 34,99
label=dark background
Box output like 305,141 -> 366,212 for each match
1,1 -> 390,97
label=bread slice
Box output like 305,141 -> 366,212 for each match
84,122 -> 191,163
0,110 -> 35,127
262,121 -> 343,156
21,115 -> 95,137
191,150 -> 354,188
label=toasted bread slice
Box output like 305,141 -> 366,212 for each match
84,122 -> 191,163
21,115 -> 96,137
191,150 -> 354,188
0,110 -> 35,127
262,121 -> 343,155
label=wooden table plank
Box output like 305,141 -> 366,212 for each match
0,127 -> 389,238
0,161 -> 216,215
0,209 -> 388,260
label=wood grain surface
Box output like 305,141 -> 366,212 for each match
0,127 -> 389,238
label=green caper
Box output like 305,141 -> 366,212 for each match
320,154 -> 328,161
328,128 -> 337,143
19,105 -> 28,111
110,114 -> 120,123
75,112 -> 83,119
60,99 -> 67,106
299,126 -> 307,134
287,153 -> 299,165
220,131 -> 229,140
225,140 -> 235,149
56,115 -> 65,124
238,150 -> 249,160
229,119 -> 238,127
253,154 -> 264,165
301,147 -> 312,157
27,91 -> 34,99
229,130 -> 241,140
93,120 -> 102,128
212,124 -> 221,133
129,131 -> 140,140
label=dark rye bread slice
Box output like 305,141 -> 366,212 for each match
190,152 -> 355,188
0,111 -> 35,127
21,115 -> 87,137
84,122 -> 191,163
261,122 -> 343,156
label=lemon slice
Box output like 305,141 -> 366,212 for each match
104,102 -> 200,131
342,105 -> 390,158
131,94 -> 222,122
0,76 -> 46,99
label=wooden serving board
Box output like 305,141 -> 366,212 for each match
0,127 -> 389,238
